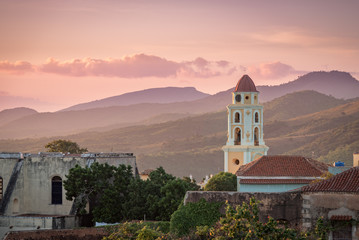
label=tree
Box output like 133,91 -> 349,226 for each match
45,139 -> 88,154
63,162 -> 133,223
204,172 -> 237,191
123,167 -> 199,221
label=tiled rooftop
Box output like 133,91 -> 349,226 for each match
301,167 -> 359,193
236,155 -> 329,177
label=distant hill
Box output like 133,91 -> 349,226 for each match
263,90 -> 347,121
61,87 -> 210,111
0,107 -> 38,127
258,71 -> 359,102
1,92 -> 358,180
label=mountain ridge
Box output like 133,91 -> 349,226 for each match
60,86 -> 210,112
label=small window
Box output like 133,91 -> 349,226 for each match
0,177 -> 3,200
52,176 -> 62,205
235,112 -> 240,123
233,159 -> 240,165
255,112 -> 259,123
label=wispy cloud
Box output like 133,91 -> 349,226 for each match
0,61 -> 34,74
248,61 -> 306,79
0,54 -> 237,79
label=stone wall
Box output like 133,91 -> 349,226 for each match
3,227 -> 107,240
184,191 -> 302,228
302,192 -> 359,239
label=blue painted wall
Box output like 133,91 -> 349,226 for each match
238,183 -> 307,192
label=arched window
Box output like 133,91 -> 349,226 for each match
235,128 -> 241,145
235,112 -> 240,123
255,112 -> 259,123
254,127 -> 259,146
0,177 -> 3,200
52,176 -> 62,205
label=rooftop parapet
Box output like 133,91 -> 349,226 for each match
0,152 -> 23,159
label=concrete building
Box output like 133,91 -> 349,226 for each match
0,152 -> 137,238
222,75 -> 269,174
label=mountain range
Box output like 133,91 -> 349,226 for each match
0,71 -> 358,180
1,71 -> 358,139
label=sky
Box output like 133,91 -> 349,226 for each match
1,0 -> 359,112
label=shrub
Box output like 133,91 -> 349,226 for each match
170,198 -> 222,236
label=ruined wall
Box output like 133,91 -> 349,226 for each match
302,192 -> 359,232
184,191 -> 302,228
0,152 -> 137,217
10,155 -> 86,216
0,153 -> 21,201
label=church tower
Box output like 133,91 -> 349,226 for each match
222,75 -> 269,174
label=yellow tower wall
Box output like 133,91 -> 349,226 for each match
227,152 -> 244,174
354,153 -> 359,167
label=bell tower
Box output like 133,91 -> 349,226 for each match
222,75 -> 269,174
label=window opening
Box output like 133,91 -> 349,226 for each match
255,112 -> 259,123
0,177 -> 2,200
254,127 -> 259,146
235,112 -> 240,123
52,176 -> 62,204
235,128 -> 241,145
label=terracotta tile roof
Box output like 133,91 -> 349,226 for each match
241,179 -> 313,184
236,155 -> 329,177
301,167 -> 359,193
330,215 -> 352,221
234,75 -> 258,92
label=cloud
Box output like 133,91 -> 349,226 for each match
1,54 -> 237,79
0,61 -> 34,74
37,54 -> 236,78
247,62 -> 305,79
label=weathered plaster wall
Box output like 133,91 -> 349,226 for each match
1,152 -> 137,217
302,193 -> 359,230
0,154 -> 21,200
184,191 -> 302,228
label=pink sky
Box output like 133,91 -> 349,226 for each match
1,0 -> 359,112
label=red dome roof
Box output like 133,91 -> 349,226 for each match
234,75 -> 258,92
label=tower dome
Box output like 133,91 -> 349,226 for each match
234,75 -> 258,92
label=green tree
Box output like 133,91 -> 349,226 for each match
123,167 -> 199,221
204,172 -> 237,191
63,162 -> 133,223
45,139 -> 88,154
